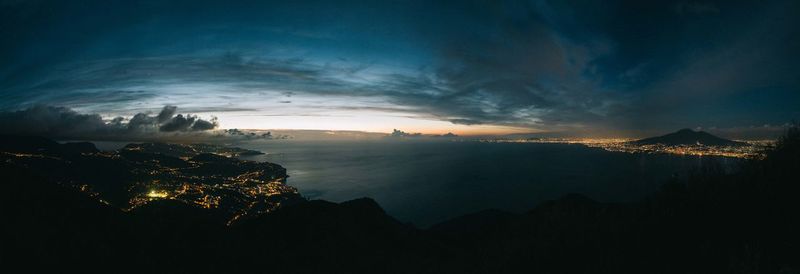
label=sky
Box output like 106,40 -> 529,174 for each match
1,0 -> 798,138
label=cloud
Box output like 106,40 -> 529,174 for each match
220,128 -> 276,139
159,114 -> 195,132
0,1 -> 621,134
191,117 -> 218,131
389,129 -> 422,138
449,118 -> 485,126
0,105 -> 219,140
157,105 -> 178,123
0,1 -> 797,138
0,105 -> 112,139
128,112 -> 157,131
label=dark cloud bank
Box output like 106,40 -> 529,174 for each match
0,105 -> 223,141
388,129 -> 458,138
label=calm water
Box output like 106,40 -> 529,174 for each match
239,140 -> 734,227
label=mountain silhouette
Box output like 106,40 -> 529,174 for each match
633,128 -> 746,146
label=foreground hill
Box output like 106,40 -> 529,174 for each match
633,128 -> 747,146
2,128 -> 799,273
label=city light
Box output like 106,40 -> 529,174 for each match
146,190 -> 169,198
479,138 -> 773,159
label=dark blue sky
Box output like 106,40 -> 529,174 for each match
1,0 -> 798,137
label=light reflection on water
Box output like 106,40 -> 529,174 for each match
237,140 -> 732,227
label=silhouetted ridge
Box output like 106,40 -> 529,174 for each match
123,142 -> 262,158
633,128 -> 746,146
430,209 -> 517,233
0,135 -> 98,154
428,209 -> 518,247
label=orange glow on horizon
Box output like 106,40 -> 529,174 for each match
209,111 -> 540,136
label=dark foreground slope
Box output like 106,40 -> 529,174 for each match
2,128 -> 800,273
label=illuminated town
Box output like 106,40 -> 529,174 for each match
0,141 -> 304,225
479,138 -> 774,159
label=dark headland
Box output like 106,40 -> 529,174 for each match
2,127 -> 799,273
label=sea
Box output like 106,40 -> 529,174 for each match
237,139 -> 739,227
